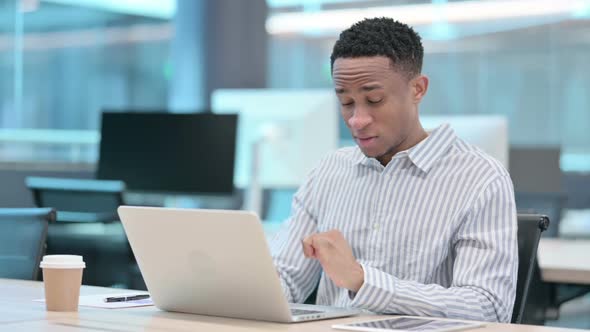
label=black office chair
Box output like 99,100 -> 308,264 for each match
515,192 -> 565,238
0,208 -> 56,280
26,176 -> 132,288
25,176 -> 125,223
511,214 -> 550,324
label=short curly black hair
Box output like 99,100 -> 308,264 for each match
330,17 -> 423,78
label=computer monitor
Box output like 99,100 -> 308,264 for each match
509,146 -> 561,193
97,112 -> 237,194
420,115 -> 509,169
211,89 -> 339,189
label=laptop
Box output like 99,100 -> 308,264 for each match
118,206 -> 360,323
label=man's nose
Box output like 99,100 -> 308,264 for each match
347,107 -> 372,131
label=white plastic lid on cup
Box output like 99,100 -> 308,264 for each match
40,255 -> 86,269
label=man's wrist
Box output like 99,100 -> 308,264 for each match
348,262 -> 364,292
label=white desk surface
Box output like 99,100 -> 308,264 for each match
559,209 -> 590,239
0,279 -> 586,332
537,238 -> 590,285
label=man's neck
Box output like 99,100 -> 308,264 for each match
377,123 -> 428,166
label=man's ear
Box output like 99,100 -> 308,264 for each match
412,75 -> 429,104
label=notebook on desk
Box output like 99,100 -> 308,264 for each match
118,206 -> 359,323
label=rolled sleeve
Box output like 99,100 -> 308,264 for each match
350,263 -> 396,313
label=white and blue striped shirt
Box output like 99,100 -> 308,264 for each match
270,123 -> 518,322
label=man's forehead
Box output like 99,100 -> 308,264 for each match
332,57 -> 412,87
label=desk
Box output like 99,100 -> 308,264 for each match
559,209 -> 590,239
538,239 -> 590,285
0,279 -> 585,332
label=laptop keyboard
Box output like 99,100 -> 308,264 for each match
291,308 -> 324,316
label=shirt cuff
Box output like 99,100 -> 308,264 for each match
349,263 -> 396,313
279,275 -> 294,302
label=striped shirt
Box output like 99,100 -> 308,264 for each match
270,123 -> 518,323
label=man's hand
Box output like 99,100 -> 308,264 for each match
302,230 -> 364,292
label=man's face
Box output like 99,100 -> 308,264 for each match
333,56 -> 425,164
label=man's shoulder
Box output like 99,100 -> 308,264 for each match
448,138 -> 510,179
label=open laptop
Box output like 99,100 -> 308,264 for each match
118,206 -> 360,323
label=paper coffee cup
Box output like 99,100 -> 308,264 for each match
40,255 -> 85,312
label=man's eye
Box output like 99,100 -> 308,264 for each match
341,101 -> 354,106
368,99 -> 382,104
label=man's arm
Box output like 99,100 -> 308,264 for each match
306,174 -> 518,322
269,170 -> 323,303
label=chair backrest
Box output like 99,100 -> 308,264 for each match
26,176 -> 125,222
511,214 -> 549,324
515,192 -> 565,238
0,208 -> 56,280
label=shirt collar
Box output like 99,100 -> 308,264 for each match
353,123 -> 456,173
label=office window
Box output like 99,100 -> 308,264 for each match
0,0 -> 174,163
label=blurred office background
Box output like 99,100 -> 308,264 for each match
1,0 -> 590,327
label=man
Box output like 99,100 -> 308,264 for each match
270,17 -> 517,323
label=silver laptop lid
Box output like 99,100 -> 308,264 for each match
118,206 -> 294,322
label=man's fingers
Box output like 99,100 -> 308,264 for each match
302,232 -> 338,259
302,236 -> 316,258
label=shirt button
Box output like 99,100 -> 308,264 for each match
373,223 -> 380,230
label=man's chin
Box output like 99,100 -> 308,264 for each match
357,146 -> 382,159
